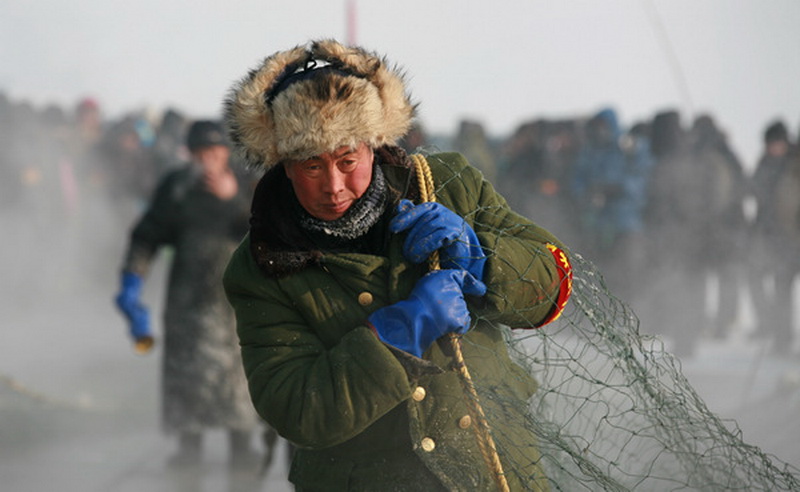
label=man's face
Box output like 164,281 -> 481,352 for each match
767,140 -> 789,158
285,142 -> 374,221
192,145 -> 231,175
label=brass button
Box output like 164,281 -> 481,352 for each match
421,437 -> 436,452
358,291 -> 373,306
412,386 -> 426,402
458,415 -> 472,429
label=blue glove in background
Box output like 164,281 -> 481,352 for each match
390,199 -> 487,281
368,269 -> 487,358
114,271 -> 152,341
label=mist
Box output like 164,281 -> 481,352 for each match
2,1 -> 800,490
2,1 -> 800,166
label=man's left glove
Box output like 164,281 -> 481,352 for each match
390,199 -> 486,281
114,271 -> 154,353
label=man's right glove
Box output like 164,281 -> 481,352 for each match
114,271 -> 154,353
367,269 -> 487,358
389,200 -> 487,282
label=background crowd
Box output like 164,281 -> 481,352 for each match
2,91 -> 798,361
449,108 -> 800,358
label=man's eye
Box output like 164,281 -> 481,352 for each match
301,164 -> 322,176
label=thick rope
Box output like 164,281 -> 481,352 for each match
411,153 -> 511,492
0,373 -> 94,410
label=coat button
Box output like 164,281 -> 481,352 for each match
358,291 -> 373,306
458,415 -> 472,429
412,386 -> 426,402
421,437 -> 436,452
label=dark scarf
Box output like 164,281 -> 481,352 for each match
248,145 -> 416,278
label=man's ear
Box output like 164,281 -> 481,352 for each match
283,161 -> 292,180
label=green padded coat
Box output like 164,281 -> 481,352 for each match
224,149 -> 571,491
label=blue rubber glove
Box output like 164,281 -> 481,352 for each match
368,269 -> 487,358
114,271 -> 152,349
390,199 -> 486,282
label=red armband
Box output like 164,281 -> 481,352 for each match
537,244 -> 573,326
366,320 -> 379,337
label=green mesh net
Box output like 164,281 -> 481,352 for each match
467,251 -> 800,491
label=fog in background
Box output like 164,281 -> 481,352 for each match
2,1 -> 800,490
2,0 -> 800,166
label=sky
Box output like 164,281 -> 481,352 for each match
2,0 -> 800,168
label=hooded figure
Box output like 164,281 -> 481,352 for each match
569,108 -> 653,303
570,109 -> 652,254
222,39 -> 572,490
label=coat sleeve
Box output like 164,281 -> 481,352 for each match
428,152 -> 572,328
223,239 -> 415,449
120,171 -> 183,275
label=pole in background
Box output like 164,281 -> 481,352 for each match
346,0 -> 358,45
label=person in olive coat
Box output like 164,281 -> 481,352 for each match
114,120 -> 262,467
222,40 -> 573,490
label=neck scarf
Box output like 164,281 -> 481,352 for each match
294,163 -> 388,246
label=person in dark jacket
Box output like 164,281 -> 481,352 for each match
688,115 -> 748,340
748,120 -> 800,353
222,40 -> 573,490
497,118 -> 582,248
453,119 -> 498,183
642,110 -> 705,356
114,120 -> 262,467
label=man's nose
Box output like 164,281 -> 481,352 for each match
322,168 -> 346,194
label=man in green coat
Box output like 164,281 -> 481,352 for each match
223,40 -> 572,490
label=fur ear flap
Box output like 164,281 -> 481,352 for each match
224,40 -> 416,169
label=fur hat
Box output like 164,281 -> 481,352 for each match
224,39 -> 416,168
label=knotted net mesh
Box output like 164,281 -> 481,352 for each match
467,250 -> 800,491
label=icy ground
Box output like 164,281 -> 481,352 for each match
678,336 -> 800,468
0,204 -> 292,492
2,204 -> 799,491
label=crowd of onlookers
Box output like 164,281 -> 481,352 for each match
0,93 -> 190,225
0,94 -> 197,312
441,109 -> 800,357
2,91 -> 799,357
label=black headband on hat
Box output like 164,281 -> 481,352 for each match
225,39 -> 415,168
265,59 -> 362,106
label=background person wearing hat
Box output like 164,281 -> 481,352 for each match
222,40 -> 573,490
747,120 -> 800,354
114,120 -> 263,468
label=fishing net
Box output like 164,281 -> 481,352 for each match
466,250 -> 800,491
406,149 -> 800,490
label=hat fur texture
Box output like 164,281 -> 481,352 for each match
224,39 -> 416,168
